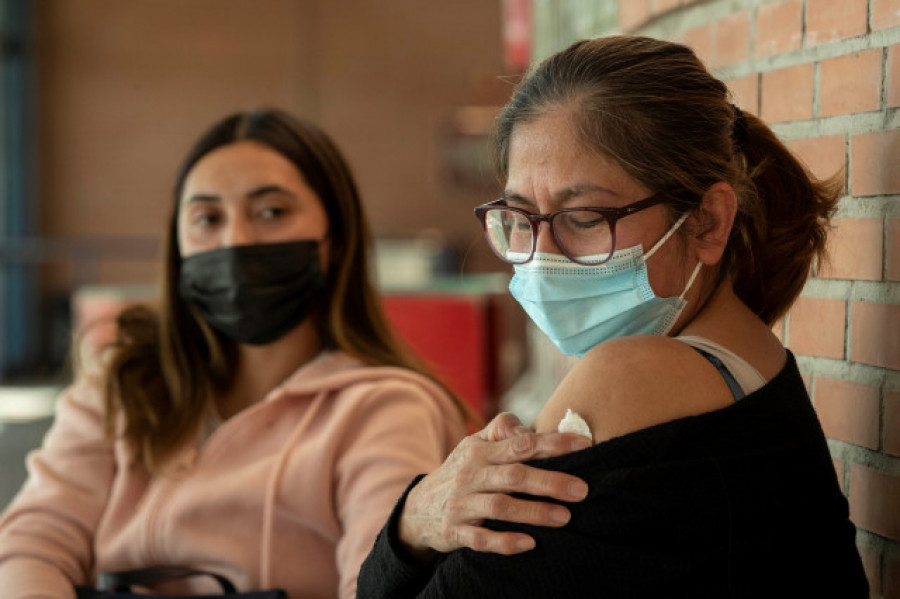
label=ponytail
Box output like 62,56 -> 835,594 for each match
725,113 -> 841,324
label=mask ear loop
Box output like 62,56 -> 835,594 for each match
678,261 -> 704,300
643,210 -> 691,260
642,210 -> 703,300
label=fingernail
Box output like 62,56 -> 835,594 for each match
550,506 -> 570,524
568,481 -> 588,500
517,537 -> 536,551
571,438 -> 591,451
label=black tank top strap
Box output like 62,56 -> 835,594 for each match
691,346 -> 745,401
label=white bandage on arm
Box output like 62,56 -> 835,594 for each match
557,409 -> 592,442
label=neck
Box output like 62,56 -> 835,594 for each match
218,319 -> 324,419
674,278 -> 787,379
673,279 -> 732,337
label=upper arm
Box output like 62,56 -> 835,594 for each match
533,336 -> 735,444
333,379 -> 466,599
0,377 -> 116,587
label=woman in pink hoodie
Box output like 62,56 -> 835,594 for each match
0,109 -> 471,598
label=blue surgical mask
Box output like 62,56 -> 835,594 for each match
508,212 -> 702,357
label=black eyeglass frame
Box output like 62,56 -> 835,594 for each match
473,194 -> 666,265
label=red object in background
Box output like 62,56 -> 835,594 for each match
502,0 -> 532,74
73,285 -> 509,424
382,294 -> 500,424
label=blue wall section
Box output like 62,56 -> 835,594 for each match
1,0 -> 39,379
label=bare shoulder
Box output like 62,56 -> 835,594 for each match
533,336 -> 736,444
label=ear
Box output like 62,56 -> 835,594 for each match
689,182 -> 737,266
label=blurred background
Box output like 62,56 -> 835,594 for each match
0,0 -> 531,382
1,3 -> 898,592
0,0 -> 539,509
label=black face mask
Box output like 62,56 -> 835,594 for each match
178,240 -> 326,345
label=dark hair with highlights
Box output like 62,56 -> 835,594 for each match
495,35 -> 840,325
102,109 -> 465,470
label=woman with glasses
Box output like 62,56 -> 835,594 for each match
358,36 -> 868,597
0,109 -> 468,598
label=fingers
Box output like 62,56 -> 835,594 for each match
455,524 -> 536,555
477,412 -> 591,460
455,422 -> 591,503
475,491 -> 573,527
477,412 -> 527,442
453,491 -> 577,554
398,415 -> 592,557
479,463 -> 589,503
493,429 -> 591,462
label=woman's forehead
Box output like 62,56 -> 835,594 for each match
506,117 -> 649,202
181,141 -> 306,197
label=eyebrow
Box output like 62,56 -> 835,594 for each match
184,193 -> 220,205
184,184 -> 297,205
501,184 -> 618,207
246,184 -> 296,200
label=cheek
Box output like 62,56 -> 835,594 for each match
176,219 -> 211,258
612,228 -> 645,253
645,243 -> 691,297
645,262 -> 672,296
285,205 -> 329,241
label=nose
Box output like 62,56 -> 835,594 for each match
534,222 -> 561,255
223,215 -> 256,247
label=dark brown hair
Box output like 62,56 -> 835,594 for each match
496,36 -> 840,325
103,109 -> 465,470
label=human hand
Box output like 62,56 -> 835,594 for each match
397,412 -> 590,557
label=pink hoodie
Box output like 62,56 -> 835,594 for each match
0,351 -> 466,598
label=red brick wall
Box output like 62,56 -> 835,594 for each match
595,0 -> 900,595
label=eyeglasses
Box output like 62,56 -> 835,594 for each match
473,194 -> 664,265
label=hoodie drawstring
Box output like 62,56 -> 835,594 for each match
259,392 -> 327,587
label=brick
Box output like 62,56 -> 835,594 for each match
820,50 -> 883,117
760,63 -> 814,123
850,302 -> 900,370
889,219 -> 900,282
851,130 -> 900,196
619,0 -> 649,32
726,74 -> 759,115
886,390 -> 900,457
872,0 -> 900,31
849,466 -> 900,541
755,0 -> 803,57
787,297 -> 846,359
685,23 -> 714,66
714,13 -> 750,67
890,45 -> 900,108
787,134 -> 846,184
806,0 -> 868,46
819,218 -> 883,281
833,458 -> 845,491
814,378 -> 880,449
858,546 -> 882,596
